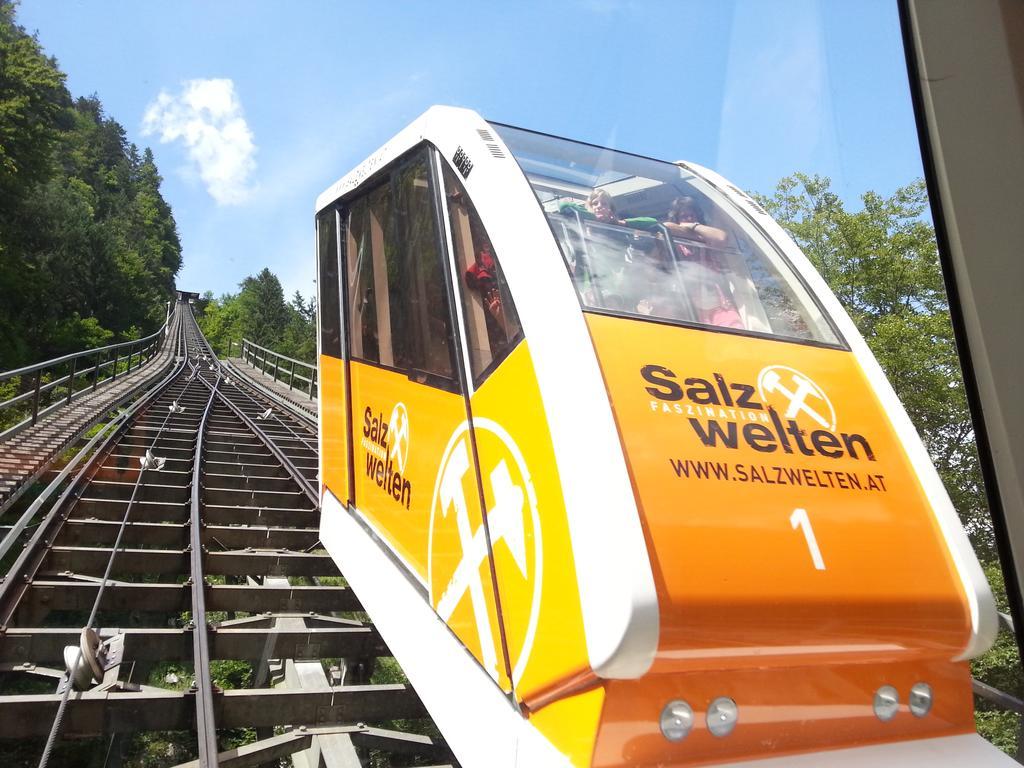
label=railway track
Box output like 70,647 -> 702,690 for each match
0,301 -> 454,767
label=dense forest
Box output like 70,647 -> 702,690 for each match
194,267 -> 316,363
0,2 -> 180,370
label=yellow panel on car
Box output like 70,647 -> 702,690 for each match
349,360 -> 512,691
319,354 -> 349,503
468,341 -> 591,707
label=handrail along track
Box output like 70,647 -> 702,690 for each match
0,309 -> 173,441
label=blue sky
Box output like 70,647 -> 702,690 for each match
16,0 -> 924,301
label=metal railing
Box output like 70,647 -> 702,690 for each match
973,612 -> 1024,762
0,316 -> 172,441
230,338 -> 317,399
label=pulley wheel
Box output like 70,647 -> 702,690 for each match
62,645 -> 93,691
79,627 -> 105,683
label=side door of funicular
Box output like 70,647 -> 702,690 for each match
342,147 -> 513,692
435,160 -> 593,711
316,206 -> 350,504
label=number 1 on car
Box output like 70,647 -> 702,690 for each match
791,507 -> 826,571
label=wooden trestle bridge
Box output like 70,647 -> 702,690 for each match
0,297 -> 455,767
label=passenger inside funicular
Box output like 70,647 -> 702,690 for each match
464,224 -> 507,333
557,189 -> 662,311
662,196 -> 744,329
500,121 -> 840,344
556,188 -> 743,329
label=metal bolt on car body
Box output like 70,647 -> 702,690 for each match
659,700 -> 694,742
706,697 -> 738,737
873,685 -> 899,722
909,682 -> 933,718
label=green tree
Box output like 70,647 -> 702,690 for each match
237,268 -> 290,346
282,290 -> 317,362
0,1 -> 67,204
195,271 -> 316,363
195,289 -> 244,355
0,3 -> 180,370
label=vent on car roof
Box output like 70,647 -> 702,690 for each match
476,128 -> 506,158
728,184 -> 767,216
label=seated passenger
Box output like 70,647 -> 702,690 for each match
464,234 -> 507,334
663,195 -> 730,248
556,190 -> 660,310
690,277 -> 744,329
661,197 -> 744,329
559,189 -> 660,231
585,188 -> 619,224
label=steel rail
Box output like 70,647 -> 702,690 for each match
189,381 -> 220,765
220,376 -> 317,454
0,302 -> 453,767
221,358 -> 316,425
185,324 -> 317,506
192,330 -> 319,481
0,413 -> 124,563
191,372 -> 318,507
205,342 -> 318,458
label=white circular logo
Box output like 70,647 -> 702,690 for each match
757,365 -> 836,431
387,402 -> 410,474
427,419 -> 542,685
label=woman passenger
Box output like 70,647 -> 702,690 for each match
662,196 -> 743,330
663,195 -> 730,251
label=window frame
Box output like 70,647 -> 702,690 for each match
491,121 -> 850,352
334,144 -> 464,395
316,206 -> 344,360
436,159 -> 525,389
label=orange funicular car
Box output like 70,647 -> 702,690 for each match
314,106 -> 1011,767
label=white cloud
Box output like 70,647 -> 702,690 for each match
143,79 -> 257,205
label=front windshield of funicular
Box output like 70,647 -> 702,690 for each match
493,124 -> 840,346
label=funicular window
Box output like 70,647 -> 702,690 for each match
394,155 -> 457,381
346,191 -> 383,364
441,163 -> 523,382
316,208 -> 342,358
492,124 -> 841,346
344,148 -> 458,388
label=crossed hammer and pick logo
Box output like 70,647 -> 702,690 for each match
756,365 -> 837,431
